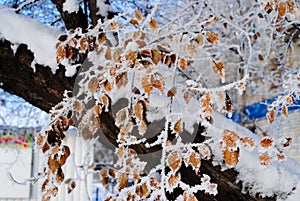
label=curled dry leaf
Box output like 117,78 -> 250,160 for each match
104,80 -> 112,92
56,167 -> 64,184
282,105 -> 288,117
118,173 -> 128,191
174,119 -> 183,134
130,19 -> 139,26
222,147 -> 239,168
115,107 -> 129,127
167,151 -> 182,172
167,86 -> 177,97
267,109 -> 275,123
212,60 -> 225,80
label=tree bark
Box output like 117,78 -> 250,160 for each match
0,39 -> 76,112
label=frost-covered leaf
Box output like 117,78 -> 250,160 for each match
201,92 -> 213,115
198,144 -> 211,160
212,60 -> 225,80
259,152 -> 272,166
240,137 -> 255,149
168,151 -> 182,172
222,147 -> 239,168
134,10 -> 143,21
222,130 -> 240,148
179,58 -> 187,70
167,172 -> 181,191
118,173 -> 128,191
142,75 -> 153,94
151,72 -> 165,93
278,1 -> 287,17
188,152 -> 201,172
260,137 -> 274,149
149,19 -> 158,30
267,109 -> 275,123
167,86 -> 177,97
174,119 -> 183,134
136,183 -> 149,198
116,72 -> 128,88
115,107 -> 129,127
88,76 -> 99,94
151,48 -> 161,65
206,31 -> 219,44
183,191 -> 198,201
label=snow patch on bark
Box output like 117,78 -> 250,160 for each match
0,6 -> 60,73
63,0 -> 79,13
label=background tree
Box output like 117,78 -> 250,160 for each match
0,0 -> 300,200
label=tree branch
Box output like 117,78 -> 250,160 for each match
0,39 -> 76,112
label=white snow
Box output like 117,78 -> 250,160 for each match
209,112 -> 300,200
0,6 -> 60,73
63,0 -> 79,13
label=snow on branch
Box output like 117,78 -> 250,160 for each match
0,6 -> 60,72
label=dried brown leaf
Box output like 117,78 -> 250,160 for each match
116,72 -> 128,88
168,172 -> 181,188
88,76 -> 99,94
267,109 -> 275,123
168,151 -> 182,172
179,58 -> 187,70
134,10 -> 143,21
149,19 -> 158,30
151,49 -> 161,65
278,1 -> 287,17
206,31 -> 219,44
259,152 -> 272,166
118,173 -> 128,191
151,72 -> 165,93
222,147 -> 239,168
212,60 -> 225,79
222,130 -> 240,148
174,119 -> 183,134
142,75 -> 153,94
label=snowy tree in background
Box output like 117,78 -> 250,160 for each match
0,0 -> 300,200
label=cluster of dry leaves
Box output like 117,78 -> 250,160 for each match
36,0 -> 300,199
